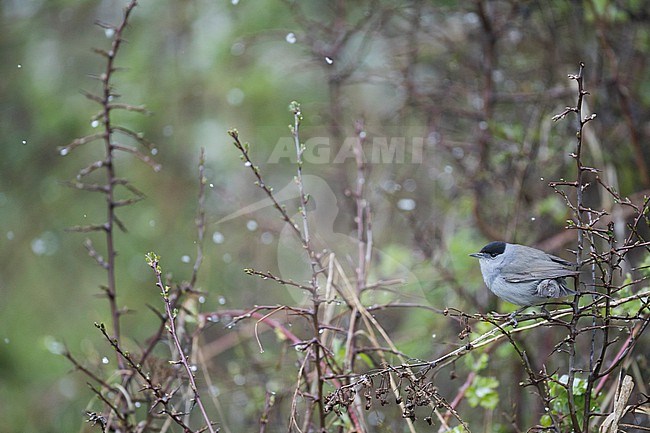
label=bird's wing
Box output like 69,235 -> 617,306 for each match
502,247 -> 579,283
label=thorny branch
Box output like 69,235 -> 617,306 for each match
544,62 -> 650,432
146,254 -> 217,433
59,0 -> 159,372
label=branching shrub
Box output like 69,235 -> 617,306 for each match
60,3 -> 649,433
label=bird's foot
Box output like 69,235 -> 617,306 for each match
508,311 -> 518,328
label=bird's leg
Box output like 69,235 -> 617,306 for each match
507,311 -> 518,327
540,303 -> 551,319
507,306 -> 527,327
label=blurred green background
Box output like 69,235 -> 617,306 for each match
1,0 -> 649,432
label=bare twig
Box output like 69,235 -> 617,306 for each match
146,253 -> 217,433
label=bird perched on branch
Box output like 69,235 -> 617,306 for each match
470,241 -> 579,307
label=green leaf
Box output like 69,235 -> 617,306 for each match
466,376 -> 499,409
357,353 -> 374,368
464,352 -> 488,372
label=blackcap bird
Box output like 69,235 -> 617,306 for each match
470,241 -> 579,307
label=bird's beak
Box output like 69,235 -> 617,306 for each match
469,253 -> 482,258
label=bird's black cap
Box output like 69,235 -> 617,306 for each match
479,241 -> 506,257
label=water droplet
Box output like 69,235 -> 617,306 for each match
531,217 -> 536,221
60,148 -> 69,156
246,220 -> 258,231
151,148 -> 158,155
43,336 -> 64,355
17,64 -> 22,69
198,296 -> 206,304
31,231 -> 59,256
325,56 -> 333,65
452,147 -> 464,159
218,296 -> 226,305
382,180 -> 400,192
318,329 -> 324,334
234,374 -> 246,385
397,198 -> 416,211
102,356 -> 109,364
231,0 -> 239,4
190,364 -> 198,372
260,231 -> 273,244
285,32 -> 297,44
431,334 -> 436,339
104,28 -> 115,38
21,140 -> 27,145
181,255 -> 191,263
212,231 -> 224,244
231,41 -> 245,56
244,161 -> 252,167
227,88 -> 245,106
134,401 -> 141,408
209,183 -> 214,188
403,178 -> 417,192
540,177 -> 544,181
